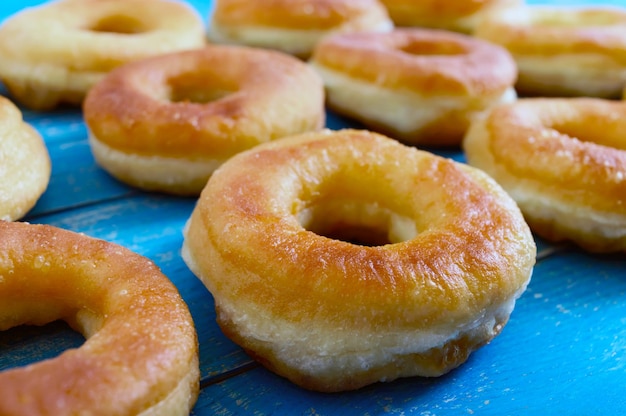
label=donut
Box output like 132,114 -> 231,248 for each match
182,129 -> 536,392
207,0 -> 393,59
463,98 -> 626,253
0,221 -> 199,415
309,28 -> 518,147
0,96 -> 50,221
474,5 -> 626,98
0,0 -> 205,110
378,0 -> 521,33
83,45 -> 325,196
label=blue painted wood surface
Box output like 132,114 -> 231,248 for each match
1,0 -> 625,415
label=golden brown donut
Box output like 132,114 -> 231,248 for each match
379,0 -> 521,33
463,98 -> 626,253
182,129 -> 536,392
0,0 -> 205,110
0,96 -> 50,221
208,0 -> 393,59
309,29 -> 517,147
83,45 -> 325,195
474,5 -> 626,98
0,221 -> 199,415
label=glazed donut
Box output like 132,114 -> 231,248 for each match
463,98 -> 626,253
378,0 -> 521,33
83,45 -> 324,195
0,0 -> 205,110
0,221 -> 199,415
309,29 -> 517,147
182,129 -> 536,392
208,0 -> 393,59
474,5 -> 626,98
0,96 -> 50,221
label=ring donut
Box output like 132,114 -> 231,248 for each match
309,28 -> 517,146
0,96 -> 50,221
0,0 -> 205,110
182,129 -> 536,392
474,5 -> 626,98
463,98 -> 626,252
208,0 -> 393,59
378,0 -> 521,33
0,221 -> 199,415
84,45 -> 325,195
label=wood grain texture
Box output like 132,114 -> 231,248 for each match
1,0 -> 625,415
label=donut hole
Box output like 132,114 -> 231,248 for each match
398,40 -> 465,56
0,297 -> 103,366
298,200 -> 418,246
1,321 -> 85,370
166,73 -> 239,104
89,14 -> 148,34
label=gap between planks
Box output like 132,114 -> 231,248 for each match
200,361 -> 260,389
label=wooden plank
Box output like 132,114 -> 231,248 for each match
1,1 -> 626,415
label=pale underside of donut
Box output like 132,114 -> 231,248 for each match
89,133 -> 224,196
466,162 -> 626,252
0,61 -> 101,110
509,187 -> 626,248
515,54 -> 626,98
310,62 -> 517,146
208,20 -> 393,58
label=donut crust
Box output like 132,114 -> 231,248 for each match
310,29 -> 517,146
0,221 -> 199,415
0,0 -> 206,110
84,45 -> 325,195
463,98 -> 626,252
0,96 -> 50,221
474,5 -> 626,97
183,129 -> 535,392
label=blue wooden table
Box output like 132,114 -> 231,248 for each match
1,1 -> 625,414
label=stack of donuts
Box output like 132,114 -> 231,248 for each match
0,0 -> 624,410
